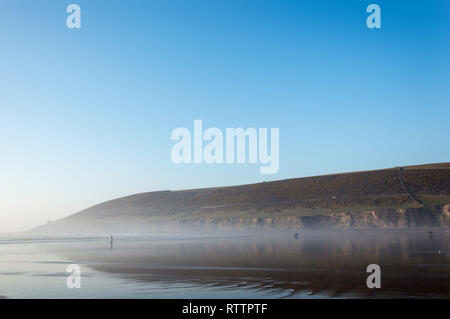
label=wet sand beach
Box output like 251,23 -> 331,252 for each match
0,231 -> 449,298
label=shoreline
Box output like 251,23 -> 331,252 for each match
1,228 -> 449,245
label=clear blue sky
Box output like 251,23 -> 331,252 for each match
0,0 -> 449,232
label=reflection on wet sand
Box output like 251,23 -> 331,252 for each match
53,231 -> 450,298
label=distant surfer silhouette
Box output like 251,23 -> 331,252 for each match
110,235 -> 114,248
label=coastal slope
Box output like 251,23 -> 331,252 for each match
32,163 -> 450,234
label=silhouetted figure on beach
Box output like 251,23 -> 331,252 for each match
294,233 -> 299,240
110,235 -> 114,249
428,230 -> 434,240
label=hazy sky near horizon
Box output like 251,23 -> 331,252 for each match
1,0 -> 449,233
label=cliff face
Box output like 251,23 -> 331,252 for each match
32,205 -> 450,235
167,205 -> 450,231
296,205 -> 450,229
